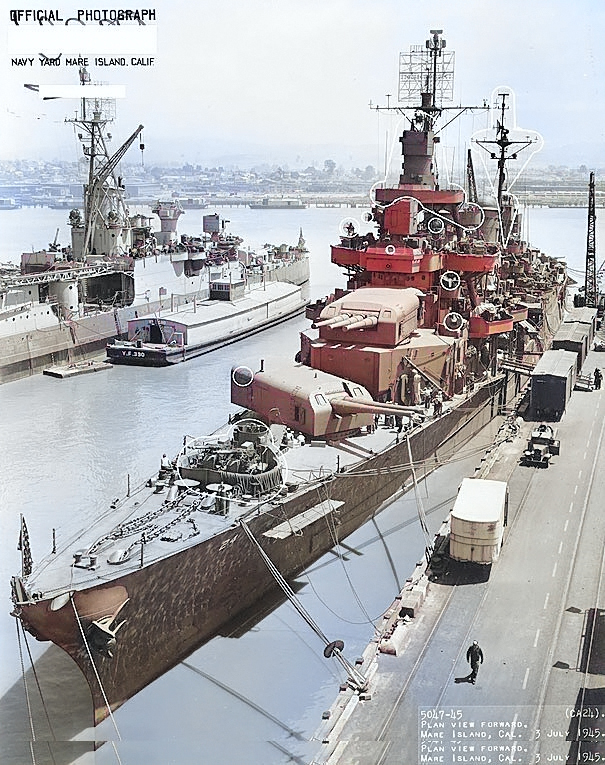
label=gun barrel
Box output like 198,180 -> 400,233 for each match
342,316 -> 378,331
357,398 -> 424,414
313,313 -> 352,329
331,396 -> 423,418
315,313 -> 367,329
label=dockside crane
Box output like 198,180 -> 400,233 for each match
466,149 -> 478,203
80,121 -> 144,259
585,171 -> 597,308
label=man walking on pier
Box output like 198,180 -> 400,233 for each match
594,368 -> 602,390
466,641 -> 483,684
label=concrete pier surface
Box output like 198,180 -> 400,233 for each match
313,349 -> 605,765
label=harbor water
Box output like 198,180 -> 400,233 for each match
0,204 -> 600,765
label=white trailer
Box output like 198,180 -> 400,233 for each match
449,478 -> 508,564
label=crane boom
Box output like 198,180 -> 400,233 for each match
82,124 -> 144,258
585,171 -> 597,309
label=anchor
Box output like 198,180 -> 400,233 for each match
86,598 -> 129,658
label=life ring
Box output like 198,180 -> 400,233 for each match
385,244 -> 396,255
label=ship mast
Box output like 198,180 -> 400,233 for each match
473,91 -> 540,244
67,67 -> 144,259
421,29 -> 448,130
372,30 -> 485,191
393,28 -> 455,132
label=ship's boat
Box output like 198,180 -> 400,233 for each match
11,31 -> 567,727
0,69 -> 309,383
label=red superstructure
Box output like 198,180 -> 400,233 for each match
296,31 -> 565,410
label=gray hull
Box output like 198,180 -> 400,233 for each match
18,376 -> 502,726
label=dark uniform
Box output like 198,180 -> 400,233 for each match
466,641 -> 483,684
594,369 -> 602,390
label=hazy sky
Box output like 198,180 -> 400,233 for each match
1,0 -> 604,168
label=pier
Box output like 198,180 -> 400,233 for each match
134,195 -> 371,209
313,345 -> 605,765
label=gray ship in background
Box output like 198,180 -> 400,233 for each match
0,67 -> 309,384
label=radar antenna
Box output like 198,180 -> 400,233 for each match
370,30 -> 487,134
397,29 -> 453,131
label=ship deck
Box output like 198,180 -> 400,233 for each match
19,397 -> 447,602
139,281 -> 302,331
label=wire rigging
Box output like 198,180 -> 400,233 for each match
16,619 -> 37,760
70,597 -> 124,763
238,519 -> 368,691
406,435 -> 434,559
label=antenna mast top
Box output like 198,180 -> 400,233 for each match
473,90 -> 541,209
398,29 -> 454,131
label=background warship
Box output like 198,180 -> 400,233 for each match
0,67 -> 309,383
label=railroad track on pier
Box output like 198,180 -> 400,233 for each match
365,399 -> 605,765
369,449 -> 541,758
529,397 -> 605,765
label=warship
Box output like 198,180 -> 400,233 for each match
10,32 -> 566,727
0,67 -> 309,383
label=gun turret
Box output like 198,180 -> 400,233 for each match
231,362 -> 426,439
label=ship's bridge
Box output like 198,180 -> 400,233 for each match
374,187 -> 465,206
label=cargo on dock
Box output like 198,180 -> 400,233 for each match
449,478 -> 508,564
530,349 -> 577,418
